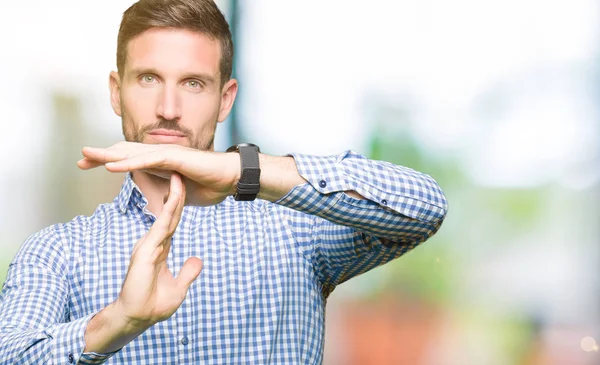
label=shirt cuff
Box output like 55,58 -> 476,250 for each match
46,313 -> 116,364
80,350 -> 119,364
275,153 -> 347,215
278,151 -> 446,223
285,153 -> 348,194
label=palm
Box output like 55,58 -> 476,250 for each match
116,173 -> 203,326
79,142 -> 238,207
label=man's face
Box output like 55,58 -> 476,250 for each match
109,28 -> 237,151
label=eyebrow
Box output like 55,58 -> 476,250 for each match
129,67 -> 217,85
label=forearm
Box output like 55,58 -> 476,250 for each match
0,229 -> 112,364
0,315 -> 95,364
273,151 -> 448,240
268,151 -> 448,289
255,154 -> 307,202
0,305 -> 143,364
255,154 -> 364,203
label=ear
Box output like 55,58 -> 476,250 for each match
109,71 -> 122,117
217,78 -> 238,123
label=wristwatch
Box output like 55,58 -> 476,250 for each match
226,143 -> 261,201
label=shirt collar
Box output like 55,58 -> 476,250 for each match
115,172 -> 148,214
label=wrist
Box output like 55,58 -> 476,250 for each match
84,301 -> 151,354
257,154 -> 306,202
226,144 -> 260,201
111,300 -> 155,333
224,151 -> 241,197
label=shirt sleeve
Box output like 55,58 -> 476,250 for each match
275,150 -> 448,294
0,227 -> 115,364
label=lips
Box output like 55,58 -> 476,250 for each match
149,129 -> 186,137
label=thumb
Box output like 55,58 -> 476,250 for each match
176,257 -> 203,292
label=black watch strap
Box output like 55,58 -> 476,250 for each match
227,144 -> 261,201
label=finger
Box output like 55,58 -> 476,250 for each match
176,257 -> 203,292
105,151 -> 169,173
132,173 -> 184,262
77,158 -> 105,170
155,173 -> 184,257
130,231 -> 148,257
82,147 -> 130,164
145,173 -> 184,246
168,173 -> 186,234
143,168 -> 172,180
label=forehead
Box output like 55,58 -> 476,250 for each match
125,28 -> 221,76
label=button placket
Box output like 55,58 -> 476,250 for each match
172,220 -> 191,361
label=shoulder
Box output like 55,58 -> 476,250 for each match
15,202 -> 117,261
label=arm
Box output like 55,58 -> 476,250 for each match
79,142 -> 447,240
273,150 -> 447,236
0,226 -> 101,364
269,150 -> 447,292
79,143 -> 447,291
255,153 -> 373,201
78,142 -> 419,208
83,173 -> 202,354
0,174 -> 201,364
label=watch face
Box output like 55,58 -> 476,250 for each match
226,143 -> 260,153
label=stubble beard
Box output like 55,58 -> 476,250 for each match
121,112 -> 217,151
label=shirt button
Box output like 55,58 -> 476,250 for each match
381,199 -> 388,205
319,180 -> 327,188
68,352 -> 74,363
181,336 -> 189,346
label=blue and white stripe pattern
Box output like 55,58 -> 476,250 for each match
0,150 -> 447,364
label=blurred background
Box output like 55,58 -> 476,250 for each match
1,0 -> 599,364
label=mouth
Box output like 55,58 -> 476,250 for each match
148,129 -> 187,137
147,129 -> 187,143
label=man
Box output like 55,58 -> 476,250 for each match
0,0 -> 448,363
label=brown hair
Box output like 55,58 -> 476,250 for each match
117,0 -> 234,86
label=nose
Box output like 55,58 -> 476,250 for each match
156,83 -> 181,121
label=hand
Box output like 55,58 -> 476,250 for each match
84,173 -> 203,354
78,141 -> 240,206
116,172 -> 202,327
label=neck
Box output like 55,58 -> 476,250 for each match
131,170 -> 171,217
